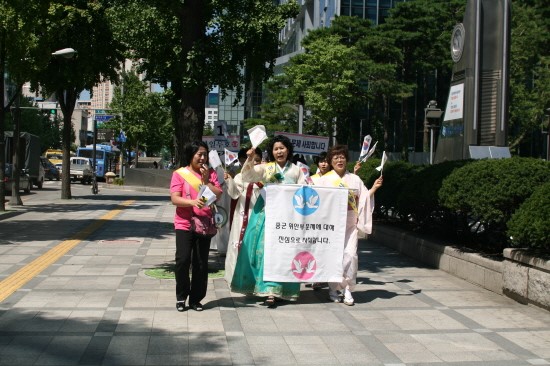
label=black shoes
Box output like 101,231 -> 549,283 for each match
176,301 -> 186,312
190,303 -> 203,311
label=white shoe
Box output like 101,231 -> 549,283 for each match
328,290 -> 342,303
343,289 -> 354,306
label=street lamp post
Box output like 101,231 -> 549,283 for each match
298,95 -> 304,135
423,100 -> 443,164
544,108 -> 550,161
51,48 -> 77,199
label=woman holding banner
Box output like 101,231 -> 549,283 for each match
231,135 -> 307,307
170,141 -> 223,312
317,145 -> 383,306
223,147 -> 263,287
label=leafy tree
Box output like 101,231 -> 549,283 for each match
107,0 -> 299,165
104,70 -> 172,162
1,0 -> 50,209
508,3 -> 550,152
259,15 -> 407,149
31,0 -> 125,199
4,97 -> 62,152
379,0 -> 465,158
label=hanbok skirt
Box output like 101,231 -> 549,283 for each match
230,196 -> 300,301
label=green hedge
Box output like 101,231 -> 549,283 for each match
396,160 -> 470,225
439,157 -> 550,224
507,182 -> 550,251
355,159 -> 420,219
438,157 -> 550,247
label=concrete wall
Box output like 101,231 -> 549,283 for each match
123,168 -> 172,189
372,225 -> 503,294
372,225 -> 549,312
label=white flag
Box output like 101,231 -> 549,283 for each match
247,125 -> 268,148
375,151 -> 388,173
224,148 -> 238,166
208,150 -> 222,169
359,135 -> 372,160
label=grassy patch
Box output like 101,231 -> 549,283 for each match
145,267 -> 225,279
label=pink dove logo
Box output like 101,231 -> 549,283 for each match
291,251 -> 316,280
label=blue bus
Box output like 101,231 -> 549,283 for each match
76,144 -> 119,179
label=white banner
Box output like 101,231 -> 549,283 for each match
264,184 -> 347,282
274,132 -> 329,156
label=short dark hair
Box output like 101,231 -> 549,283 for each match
267,135 -> 294,162
237,148 -> 248,160
182,141 -> 209,167
313,151 -> 328,165
327,145 -> 349,167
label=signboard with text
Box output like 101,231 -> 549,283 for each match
94,115 -> 115,122
444,83 -> 464,121
202,135 -> 240,153
274,132 -> 329,156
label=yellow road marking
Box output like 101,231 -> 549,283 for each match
0,199 -> 135,303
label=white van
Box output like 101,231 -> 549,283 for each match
69,157 -> 93,184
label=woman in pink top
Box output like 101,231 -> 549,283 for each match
170,141 -> 222,312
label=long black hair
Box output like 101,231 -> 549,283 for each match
267,135 -> 294,162
182,141 -> 209,167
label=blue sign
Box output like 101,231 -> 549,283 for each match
95,115 -> 115,121
118,130 -> 127,143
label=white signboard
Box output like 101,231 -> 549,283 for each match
444,83 -> 464,121
264,184 -> 347,282
203,135 -> 240,153
275,132 -> 329,156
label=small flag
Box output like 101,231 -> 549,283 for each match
208,150 -> 222,169
296,161 -> 313,184
375,151 -> 388,173
359,135 -> 372,161
225,148 -> 238,166
360,141 -> 378,162
247,125 -> 268,148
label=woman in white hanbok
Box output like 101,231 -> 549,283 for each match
317,145 -> 382,306
223,149 -> 263,285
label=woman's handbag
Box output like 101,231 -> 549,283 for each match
183,178 -> 218,238
190,213 -> 218,238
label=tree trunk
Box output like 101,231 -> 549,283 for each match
58,88 -> 78,200
10,91 -> 22,205
176,89 -> 206,164
0,30 -> 6,211
401,97 -> 409,161
173,0 -> 208,166
382,95 -> 390,151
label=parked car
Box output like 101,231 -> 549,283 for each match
3,163 -> 31,193
40,157 -> 60,181
69,157 -> 93,184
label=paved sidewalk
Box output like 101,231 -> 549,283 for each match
0,187 -> 549,365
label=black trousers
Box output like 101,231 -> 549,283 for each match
175,230 -> 211,304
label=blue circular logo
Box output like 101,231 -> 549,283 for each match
293,186 -> 320,216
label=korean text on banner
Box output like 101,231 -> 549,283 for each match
264,184 -> 348,282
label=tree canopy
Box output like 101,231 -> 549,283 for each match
107,0 -> 299,164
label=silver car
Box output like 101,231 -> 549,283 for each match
3,163 -> 31,193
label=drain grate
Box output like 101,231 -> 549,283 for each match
98,239 -> 143,245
